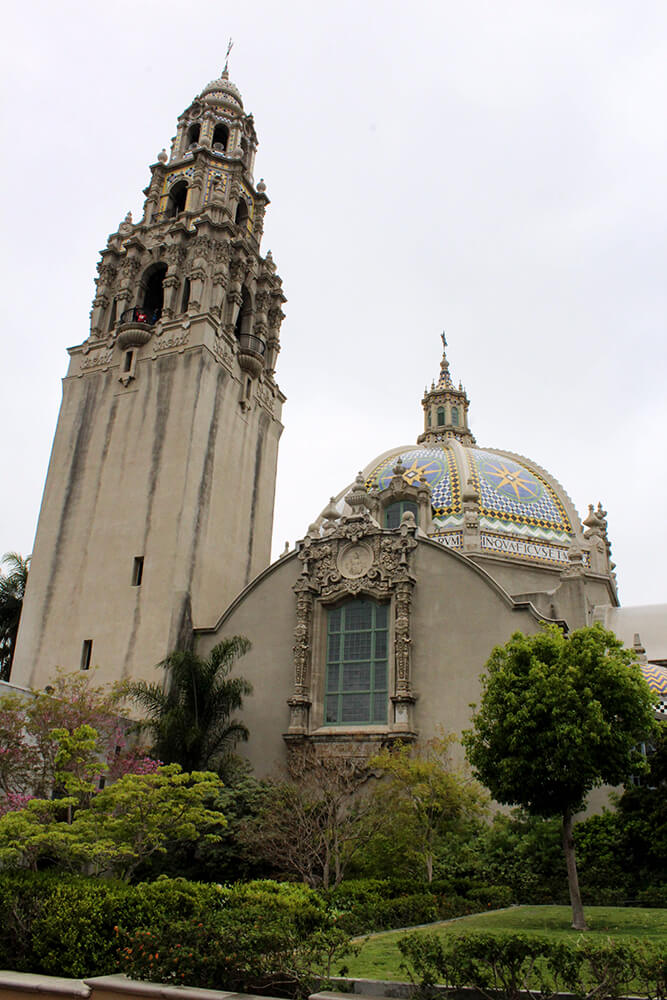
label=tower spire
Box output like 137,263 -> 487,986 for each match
417,333 -> 475,446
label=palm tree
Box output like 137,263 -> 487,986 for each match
0,552 -> 30,681
124,637 -> 253,777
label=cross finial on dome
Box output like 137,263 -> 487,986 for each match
223,37 -> 234,76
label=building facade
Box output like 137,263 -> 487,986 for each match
12,71 -> 667,775
13,69 -> 286,690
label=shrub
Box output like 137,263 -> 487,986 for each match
466,883 -> 514,910
118,879 -> 352,997
637,885 -> 667,908
0,872 -> 143,977
0,872 -> 354,996
398,930 -> 667,1000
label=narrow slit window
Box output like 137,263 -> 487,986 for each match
132,556 -> 144,587
124,350 -> 134,373
107,299 -> 117,332
181,277 -> 191,313
80,639 -> 93,671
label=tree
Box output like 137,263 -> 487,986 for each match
463,624 -> 657,930
369,734 -> 487,882
122,637 -> 252,778
0,763 -> 225,880
0,670 -> 156,814
0,552 -> 29,681
614,719 -> 667,890
69,764 -> 226,879
242,749 -> 380,889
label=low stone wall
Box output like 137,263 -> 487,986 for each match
0,973 -> 272,1000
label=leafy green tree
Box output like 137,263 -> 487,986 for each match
0,671 -> 156,814
614,719 -> 667,891
369,734 -> 487,882
463,624 -> 656,930
69,764 -> 225,879
0,552 -> 29,681
0,764 -> 225,880
122,637 -> 252,778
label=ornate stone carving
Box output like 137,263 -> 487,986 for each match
287,510 -> 418,740
338,542 -> 373,580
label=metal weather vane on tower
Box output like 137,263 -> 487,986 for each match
223,38 -> 234,75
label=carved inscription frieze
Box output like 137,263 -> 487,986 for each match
152,331 -> 189,356
79,350 -> 113,373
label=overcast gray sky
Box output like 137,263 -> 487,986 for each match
1,0 -> 666,609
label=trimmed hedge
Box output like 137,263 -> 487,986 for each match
326,878 -> 513,934
398,930 -> 667,1000
0,873 -> 352,996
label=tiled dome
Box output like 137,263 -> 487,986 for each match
200,70 -> 243,109
360,439 -> 579,568
640,662 -> 667,713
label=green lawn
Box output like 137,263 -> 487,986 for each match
343,906 -> 667,982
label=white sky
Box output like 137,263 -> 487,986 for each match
1,0 -> 666,608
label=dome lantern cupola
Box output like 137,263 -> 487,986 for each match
418,334 -> 475,446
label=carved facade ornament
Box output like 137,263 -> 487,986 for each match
338,542 -> 374,580
287,512 -> 418,743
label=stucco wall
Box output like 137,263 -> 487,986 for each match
196,539 -> 545,776
13,343 -> 282,691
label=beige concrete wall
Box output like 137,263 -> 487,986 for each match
196,540 -> 544,776
410,542 -> 541,765
13,336 -> 282,691
196,553 -> 300,776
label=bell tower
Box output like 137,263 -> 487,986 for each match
12,68 -> 286,689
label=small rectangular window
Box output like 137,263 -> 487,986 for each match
132,556 -> 144,587
123,350 -> 134,373
80,639 -> 93,671
98,776 -> 106,790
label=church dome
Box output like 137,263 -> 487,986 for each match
200,69 -> 244,109
321,337 -> 601,573
362,439 -> 579,566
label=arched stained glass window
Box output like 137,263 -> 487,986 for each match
325,599 -> 388,725
451,406 -> 459,426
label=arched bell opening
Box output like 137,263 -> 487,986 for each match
140,263 -> 168,323
235,197 -> 249,228
212,123 -> 229,152
186,123 -> 201,149
166,180 -> 188,218
234,285 -> 253,340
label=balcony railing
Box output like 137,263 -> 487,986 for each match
120,307 -> 160,326
237,334 -> 266,356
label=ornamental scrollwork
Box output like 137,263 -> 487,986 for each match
287,511 -> 418,737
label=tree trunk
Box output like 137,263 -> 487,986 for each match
561,811 -> 587,930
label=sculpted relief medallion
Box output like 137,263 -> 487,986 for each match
337,542 -> 373,580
